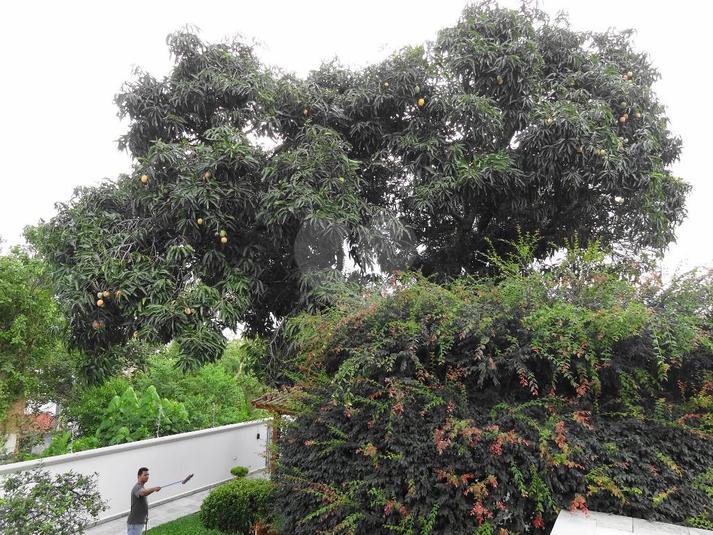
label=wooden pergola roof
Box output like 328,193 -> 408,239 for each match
252,387 -> 302,415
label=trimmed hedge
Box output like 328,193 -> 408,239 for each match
199,478 -> 275,534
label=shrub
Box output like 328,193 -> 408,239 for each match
55,384 -> 191,450
63,375 -> 131,435
274,244 -> 713,534
200,478 -> 275,534
0,468 -> 107,534
38,430 -> 73,457
95,385 -> 190,445
129,344 -> 267,430
231,465 -> 249,478
52,341 -> 268,458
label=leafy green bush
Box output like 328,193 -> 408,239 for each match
58,340 -> 268,453
46,384 -> 191,455
168,363 -> 250,428
0,468 -> 106,534
63,376 -> 131,435
132,345 -> 266,429
38,431 -> 100,458
274,244 -> 713,534
231,465 -> 249,478
199,478 -> 275,534
129,341 -> 266,425
95,385 -> 190,445
37,430 -> 72,457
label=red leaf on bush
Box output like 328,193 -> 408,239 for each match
434,428 -> 450,454
460,473 -> 475,486
469,500 -> 493,524
532,514 -> 545,529
464,481 -> 488,499
463,426 -> 483,446
575,381 -> 589,397
573,410 -> 593,430
358,443 -> 377,457
569,494 -> 588,513
554,421 -> 567,449
703,380 -> 713,394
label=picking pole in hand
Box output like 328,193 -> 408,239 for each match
160,473 -> 195,489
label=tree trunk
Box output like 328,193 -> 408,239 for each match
2,397 -> 27,455
269,414 -> 282,472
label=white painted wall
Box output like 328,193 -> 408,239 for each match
0,419 -> 270,523
552,509 -> 713,535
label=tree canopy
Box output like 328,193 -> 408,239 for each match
29,2 -> 689,373
0,249 -> 71,424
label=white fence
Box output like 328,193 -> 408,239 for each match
0,419 -> 270,523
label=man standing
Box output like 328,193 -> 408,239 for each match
127,467 -> 161,535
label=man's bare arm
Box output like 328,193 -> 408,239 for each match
139,486 -> 161,496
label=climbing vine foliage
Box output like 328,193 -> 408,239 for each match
275,241 -> 713,534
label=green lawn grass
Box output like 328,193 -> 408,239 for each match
146,513 -> 225,534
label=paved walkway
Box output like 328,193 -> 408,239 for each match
87,470 -> 267,535
87,488 -> 210,534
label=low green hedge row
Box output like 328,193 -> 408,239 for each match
199,478 -> 275,534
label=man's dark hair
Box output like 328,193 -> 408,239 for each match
137,467 -> 149,477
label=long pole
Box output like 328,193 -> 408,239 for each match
159,473 -> 194,488
160,479 -> 184,488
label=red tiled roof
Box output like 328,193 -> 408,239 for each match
30,412 -> 56,432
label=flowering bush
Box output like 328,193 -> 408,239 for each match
274,244 -> 713,534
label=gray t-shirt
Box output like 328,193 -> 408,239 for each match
127,483 -> 148,525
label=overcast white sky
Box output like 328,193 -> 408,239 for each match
1,0 -> 711,274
